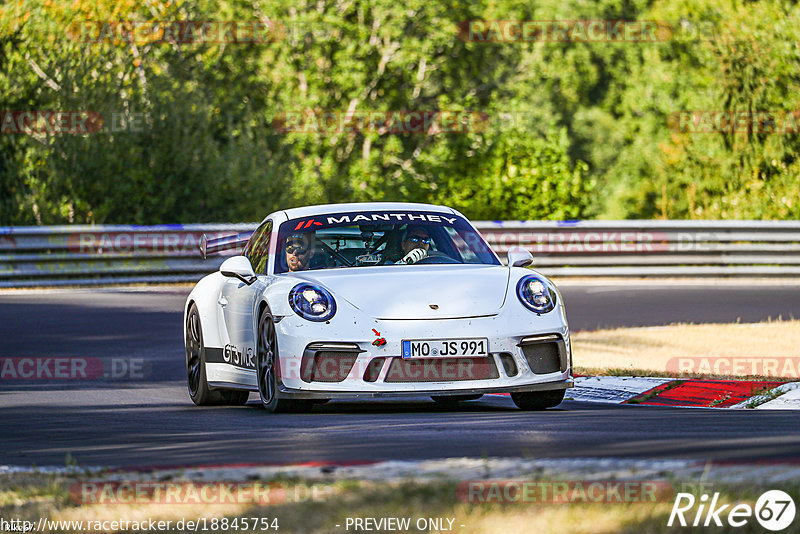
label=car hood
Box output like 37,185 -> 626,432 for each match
289,265 -> 510,320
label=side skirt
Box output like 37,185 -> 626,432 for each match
205,362 -> 258,389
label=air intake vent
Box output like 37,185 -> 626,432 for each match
300,343 -> 363,383
518,335 -> 567,374
363,358 -> 385,382
498,353 -> 518,377
384,357 -> 499,382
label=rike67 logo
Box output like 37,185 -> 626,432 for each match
668,490 -> 796,531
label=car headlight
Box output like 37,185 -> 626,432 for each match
289,283 -> 337,322
516,275 -> 556,314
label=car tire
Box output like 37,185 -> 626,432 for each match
431,394 -> 483,406
511,389 -> 566,411
186,304 -> 223,406
257,309 -> 314,414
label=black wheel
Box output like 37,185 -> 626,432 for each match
431,394 -> 483,406
186,304 -> 251,407
257,310 -> 314,413
186,304 -> 222,406
511,389 -> 566,411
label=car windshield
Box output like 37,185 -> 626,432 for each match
275,210 -> 499,273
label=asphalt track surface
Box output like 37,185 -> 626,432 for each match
2,282 -> 800,469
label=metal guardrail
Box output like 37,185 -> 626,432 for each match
1,220 -> 799,287
0,224 -> 253,288
481,220 -> 800,277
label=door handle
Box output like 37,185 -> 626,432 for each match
218,296 -> 228,308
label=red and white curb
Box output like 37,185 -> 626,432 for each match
572,376 -> 800,409
571,377 -> 673,404
733,381 -> 800,410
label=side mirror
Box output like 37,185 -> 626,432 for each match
220,256 -> 257,285
507,247 -> 533,268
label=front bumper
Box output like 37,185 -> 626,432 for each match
274,306 -> 572,396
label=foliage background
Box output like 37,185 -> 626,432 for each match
0,0 -> 798,225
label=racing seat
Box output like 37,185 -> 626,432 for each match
381,230 -> 405,264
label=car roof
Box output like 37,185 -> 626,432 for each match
279,202 -> 457,220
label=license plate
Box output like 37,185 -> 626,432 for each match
402,338 -> 489,358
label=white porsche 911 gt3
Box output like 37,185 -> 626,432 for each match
184,202 -> 573,412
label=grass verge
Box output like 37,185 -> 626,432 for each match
572,319 -> 800,379
2,472 -> 798,533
